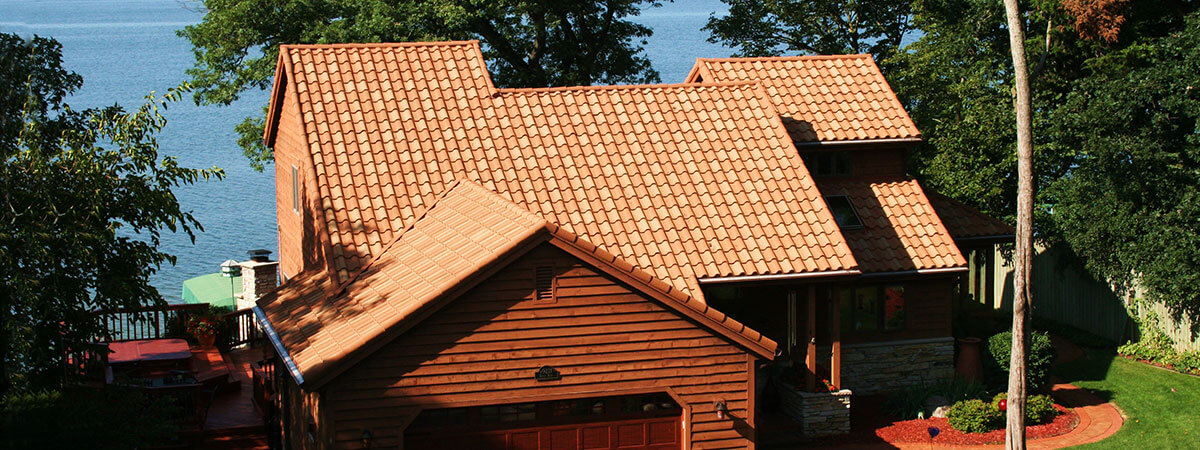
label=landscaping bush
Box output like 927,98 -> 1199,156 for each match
884,378 -> 988,420
985,330 -> 1056,391
947,399 -> 1002,433
1118,309 -> 1200,375
1,388 -> 176,449
992,393 -> 1058,424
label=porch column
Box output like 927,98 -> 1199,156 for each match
805,285 -> 817,392
831,286 -> 842,389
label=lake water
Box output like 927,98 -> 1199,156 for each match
0,0 -> 735,303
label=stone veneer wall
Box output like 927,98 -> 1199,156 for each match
832,337 -> 955,395
777,384 -> 852,439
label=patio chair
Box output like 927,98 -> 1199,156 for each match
198,384 -> 221,429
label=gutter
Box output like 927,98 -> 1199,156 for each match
858,267 -> 969,278
253,306 -> 305,386
697,269 -> 862,284
953,234 -> 1014,243
793,137 -> 923,147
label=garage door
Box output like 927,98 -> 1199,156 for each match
405,393 -> 682,450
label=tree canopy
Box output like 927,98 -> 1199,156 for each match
0,33 -> 221,393
179,0 -> 664,170
705,0 -> 914,64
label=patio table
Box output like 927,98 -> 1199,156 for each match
108,338 -> 193,365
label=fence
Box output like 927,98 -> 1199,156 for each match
981,243 -> 1132,345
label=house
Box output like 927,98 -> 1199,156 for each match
253,41 -> 1010,449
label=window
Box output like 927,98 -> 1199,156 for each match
534,266 -> 555,302
840,285 -> 906,333
291,165 -> 300,214
825,195 -> 863,229
802,151 -> 851,177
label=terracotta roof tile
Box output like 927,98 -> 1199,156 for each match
687,55 -> 920,143
271,42 -> 859,300
257,181 -> 778,386
816,179 -> 966,273
926,190 -> 1015,240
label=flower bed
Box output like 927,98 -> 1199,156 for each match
874,404 -> 1078,445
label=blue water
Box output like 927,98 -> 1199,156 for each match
0,0 -> 734,302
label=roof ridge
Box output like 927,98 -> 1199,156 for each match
697,54 -> 873,63
280,40 -> 481,51
496,80 -> 761,94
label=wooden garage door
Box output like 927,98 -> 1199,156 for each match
406,393 -> 681,450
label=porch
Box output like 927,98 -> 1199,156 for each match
69,303 -> 280,449
703,276 -> 958,445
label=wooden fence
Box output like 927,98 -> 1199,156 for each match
978,244 -> 1133,345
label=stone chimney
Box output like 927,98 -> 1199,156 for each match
237,249 -> 278,310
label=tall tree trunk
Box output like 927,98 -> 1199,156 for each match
1002,0 -> 1035,449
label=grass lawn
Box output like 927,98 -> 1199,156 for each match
1054,348 -> 1200,448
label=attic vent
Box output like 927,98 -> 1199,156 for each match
534,266 -> 555,302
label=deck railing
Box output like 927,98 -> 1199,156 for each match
222,307 -> 263,348
93,303 -> 209,342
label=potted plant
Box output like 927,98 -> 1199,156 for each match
188,316 -> 219,347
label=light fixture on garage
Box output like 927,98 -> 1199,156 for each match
361,429 -> 372,448
714,400 -> 728,420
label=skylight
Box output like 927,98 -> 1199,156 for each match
825,195 -> 863,229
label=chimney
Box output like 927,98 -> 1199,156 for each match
237,249 -> 279,310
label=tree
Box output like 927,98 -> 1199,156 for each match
999,0 -> 1034,445
1046,10 -> 1200,321
178,0 -> 663,170
0,33 -> 221,394
705,0 -> 913,65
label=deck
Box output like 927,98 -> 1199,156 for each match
199,346 -> 271,449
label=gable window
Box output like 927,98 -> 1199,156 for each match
824,195 -> 863,229
534,266 -> 555,302
291,165 -> 300,214
802,151 -> 851,177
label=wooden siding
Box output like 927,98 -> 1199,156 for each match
281,374 -> 330,450
323,244 -> 757,449
272,86 -> 326,280
849,148 -> 906,179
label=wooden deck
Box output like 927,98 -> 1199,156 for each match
199,347 -> 270,449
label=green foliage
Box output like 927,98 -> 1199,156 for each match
1119,307 -> 1200,375
992,392 -> 1058,424
0,388 -> 177,449
0,33 -> 222,393
885,378 -> 988,420
179,0 -> 663,170
705,0 -> 913,64
985,330 -> 1056,391
947,399 -> 1002,433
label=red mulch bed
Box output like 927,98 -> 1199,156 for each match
875,405 -> 1078,445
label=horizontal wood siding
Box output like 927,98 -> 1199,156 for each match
282,375 -> 328,450
325,244 -> 756,449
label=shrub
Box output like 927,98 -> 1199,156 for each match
1119,309 -> 1200,375
884,378 -> 988,420
985,330 -> 1056,391
885,384 -> 931,420
1,388 -> 176,449
947,399 -> 1002,433
992,393 -> 1058,424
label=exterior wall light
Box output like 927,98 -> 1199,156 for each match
361,429 -> 373,448
714,400 -> 728,420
